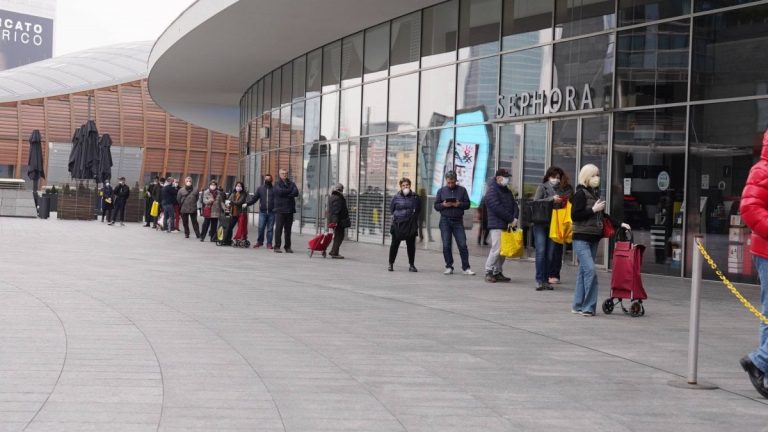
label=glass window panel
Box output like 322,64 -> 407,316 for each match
293,56 -> 306,101
417,128 -> 455,239
581,115 -> 609,188
271,110 -> 280,152
364,23 -> 390,81
323,41 -> 342,92
280,106 -> 291,148
522,121 -> 547,201
261,112 -> 271,151
391,11 -> 422,74
616,20 -> 689,108
384,132 -> 419,243
612,107 -> 686,277
618,0 -> 690,26
422,0 -> 459,67
340,87 -> 362,139
291,102 -> 305,146
321,92 -> 339,140
304,97 -> 321,144
459,0 -> 501,59
691,4 -> 768,101
498,123 -> 523,198
455,124 -> 495,207
363,80 -> 388,135
302,142 -> 331,231
457,56 -> 499,122
695,0 -> 761,12
502,0 -> 553,50
553,33 -> 615,110
686,100 -> 766,284
306,48 -> 323,97
257,80 -> 264,114
500,46 -> 553,115
420,65 -> 456,129
555,0 -> 616,39
272,70 -> 281,109
359,135 -> 387,242
281,63 -> 292,104
264,74 -> 272,112
389,73 -> 419,132
551,118 -> 578,181
341,32 -> 363,87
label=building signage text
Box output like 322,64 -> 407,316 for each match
496,84 -> 595,119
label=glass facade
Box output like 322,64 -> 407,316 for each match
239,0 -> 768,283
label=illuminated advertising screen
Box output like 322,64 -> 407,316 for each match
0,9 -> 53,71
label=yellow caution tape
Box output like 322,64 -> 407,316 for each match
695,240 -> 768,325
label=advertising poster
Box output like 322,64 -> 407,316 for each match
0,9 -> 53,71
454,141 -> 478,201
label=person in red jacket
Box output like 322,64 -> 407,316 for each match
739,127 -> 768,398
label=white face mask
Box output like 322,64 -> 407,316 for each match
588,176 -> 600,188
402,188 -> 411,195
549,177 -> 560,185
185,182 -> 192,187
209,185 -> 216,191
173,183 -> 178,187
235,186 -> 242,192
499,177 -> 510,187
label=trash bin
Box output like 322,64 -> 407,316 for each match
38,195 -> 50,219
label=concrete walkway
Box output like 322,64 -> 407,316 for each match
0,217 -> 766,432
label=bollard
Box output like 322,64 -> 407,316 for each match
688,235 -> 704,384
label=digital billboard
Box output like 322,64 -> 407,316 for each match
0,9 -> 53,71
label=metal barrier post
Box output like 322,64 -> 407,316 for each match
688,235 -> 704,384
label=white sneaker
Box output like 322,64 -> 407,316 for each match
462,269 -> 476,276
443,268 -> 454,275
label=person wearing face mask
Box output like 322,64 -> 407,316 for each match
176,177 -> 200,239
273,169 -> 299,253
144,176 -> 160,227
110,177 -> 130,226
532,167 -> 574,290
245,174 -> 276,248
389,178 -> 421,272
172,180 -> 181,232
160,177 -> 178,233
483,168 -> 520,283
200,180 -> 224,242
226,181 -> 248,242
101,181 -> 113,223
149,177 -> 164,228
571,164 -> 630,316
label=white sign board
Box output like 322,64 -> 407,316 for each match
657,171 -> 670,191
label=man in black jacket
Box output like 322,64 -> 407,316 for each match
246,174 -> 276,249
160,177 -> 178,232
327,183 -> 351,259
144,176 -> 160,227
110,177 -> 130,226
273,168 -> 299,253
434,171 -> 474,275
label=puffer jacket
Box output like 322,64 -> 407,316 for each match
390,191 -> 420,222
741,129 -> 768,259
176,187 -> 198,214
484,181 -> 519,230
202,189 -> 224,219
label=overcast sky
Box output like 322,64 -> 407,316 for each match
54,0 -> 194,56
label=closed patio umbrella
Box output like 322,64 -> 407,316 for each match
27,129 -> 45,190
97,134 -> 113,184
81,120 -> 99,180
67,127 -> 83,178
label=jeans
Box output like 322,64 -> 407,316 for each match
484,229 -> 506,275
258,212 -> 275,244
750,256 -> 768,374
439,217 -> 470,270
274,213 -> 294,249
162,203 -> 175,232
226,215 -> 239,241
114,200 -> 126,222
572,240 -> 599,313
549,242 -> 564,279
533,224 -> 563,283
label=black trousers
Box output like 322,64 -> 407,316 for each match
274,213 -> 294,249
330,226 -> 345,256
181,212 -> 200,237
113,200 -> 126,222
144,199 -> 154,224
389,235 -> 416,265
226,215 -> 239,241
102,207 -> 112,222
200,217 -> 219,240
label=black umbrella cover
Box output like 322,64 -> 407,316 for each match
97,134 -> 113,184
82,120 -> 99,180
27,129 -> 45,181
68,127 -> 82,177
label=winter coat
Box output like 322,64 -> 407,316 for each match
533,182 -> 574,210
741,129 -> 768,259
571,185 -> 620,243
160,184 -> 177,206
149,182 -> 161,202
101,185 -> 113,210
328,191 -> 351,228
484,182 -> 519,230
228,190 -> 247,217
246,184 -> 275,213
202,188 -> 224,219
114,183 -> 130,204
390,191 -> 420,222
177,187 -> 198,214
434,185 -> 470,219
274,179 -> 299,214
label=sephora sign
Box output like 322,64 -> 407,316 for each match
496,84 -> 595,119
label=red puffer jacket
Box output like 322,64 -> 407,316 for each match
741,129 -> 768,259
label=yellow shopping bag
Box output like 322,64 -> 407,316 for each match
500,228 -> 524,258
150,201 -> 160,217
549,201 -> 573,244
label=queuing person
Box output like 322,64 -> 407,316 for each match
160,177 -> 177,233
150,177 -> 163,228
532,166 -> 573,291
327,183 -> 351,259
738,127 -> 768,398
177,177 -> 200,239
483,169 -> 519,283
226,181 -> 247,241
200,180 -> 223,242
571,164 -> 629,316
246,174 -> 276,249
144,176 -> 159,227
111,177 -> 130,226
434,171 -> 474,275
172,179 -> 181,232
273,168 -> 299,254
388,177 -> 420,272
477,196 -> 489,246
101,181 -> 113,223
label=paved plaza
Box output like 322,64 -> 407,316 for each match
0,216 -> 766,431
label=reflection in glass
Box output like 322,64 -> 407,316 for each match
304,97 -> 321,144
281,63 -> 292,104
523,121 -> 547,200
500,46 -> 552,114
388,73 -> 419,132
293,56 -> 306,101
616,20 -> 689,108
359,136 -> 387,242
341,32 -> 363,87
553,34 -> 615,110
321,93 -> 339,140
291,102 -> 305,146
264,74 -> 272,111
554,0 -> 616,39
272,70 -> 281,109
458,0 -> 501,59
581,115 -> 609,186
695,0 -> 761,12
691,4 -> 768,101
420,65 -> 456,129
498,124 -> 523,197
618,0 -> 690,26
280,106 -> 291,148
457,56 -> 499,122
422,0 -> 459,67
502,0 -> 553,50
323,41 -> 341,92
302,142 -> 332,232
391,11 -> 421,74
363,81 -> 388,135
340,87 -> 362,139
385,133 -> 418,241
271,110 -> 280,155
306,48 -> 322,98
364,23 -> 389,81
551,118 -> 577,181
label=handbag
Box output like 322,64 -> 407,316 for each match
549,201 -> 573,244
500,228 -> 524,258
150,201 -> 159,217
202,205 -> 212,218
531,200 -> 553,224
602,216 -> 615,239
391,215 -> 418,239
